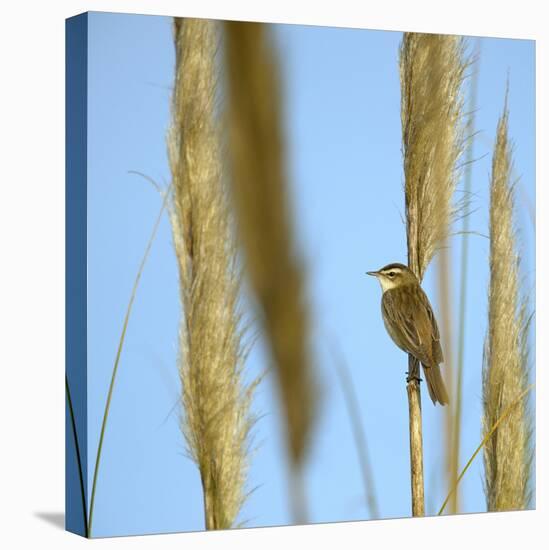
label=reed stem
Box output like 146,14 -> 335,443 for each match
406,356 -> 425,516
334,350 -> 380,519
451,40 -> 480,515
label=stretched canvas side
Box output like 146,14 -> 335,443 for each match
65,12 -> 88,538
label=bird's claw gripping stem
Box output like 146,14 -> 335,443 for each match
406,371 -> 422,384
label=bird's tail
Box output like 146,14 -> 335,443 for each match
422,363 -> 449,406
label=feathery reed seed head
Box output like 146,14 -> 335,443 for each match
483,101 -> 532,512
168,17 -> 259,530
400,33 -> 468,280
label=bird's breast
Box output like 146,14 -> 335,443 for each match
381,300 -> 408,352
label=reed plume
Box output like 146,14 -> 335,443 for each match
483,100 -> 532,512
400,33 -> 467,280
399,32 -> 467,516
224,21 -> 317,523
168,18 -> 259,530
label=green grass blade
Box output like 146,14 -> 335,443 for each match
88,184 -> 169,536
66,374 -> 89,537
438,383 -> 534,516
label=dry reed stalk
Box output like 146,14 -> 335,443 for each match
224,21 -> 316,523
399,32 -> 467,516
333,347 -> 380,519
168,18 -> 259,530
483,101 -> 532,512
437,244 -> 456,513
449,45 -> 480,515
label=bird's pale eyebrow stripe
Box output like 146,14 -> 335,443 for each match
379,262 -> 407,272
381,266 -> 403,274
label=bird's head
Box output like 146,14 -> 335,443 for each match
366,263 -> 418,292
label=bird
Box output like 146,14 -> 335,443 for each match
367,262 -> 449,406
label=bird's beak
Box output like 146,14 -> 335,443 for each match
366,270 -> 379,277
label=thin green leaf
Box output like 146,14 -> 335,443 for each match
88,184 -> 170,536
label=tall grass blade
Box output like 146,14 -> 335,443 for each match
333,348 -> 380,519
66,374 -> 89,537
438,383 -> 534,515
88,184 -> 169,536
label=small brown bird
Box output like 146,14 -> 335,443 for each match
367,262 -> 449,406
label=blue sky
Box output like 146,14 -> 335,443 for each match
84,12 -> 535,537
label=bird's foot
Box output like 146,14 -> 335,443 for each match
405,371 -> 422,384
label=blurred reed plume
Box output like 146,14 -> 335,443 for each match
224,21 -> 317,522
483,100 -> 533,512
399,32 -> 468,516
168,18 -> 259,530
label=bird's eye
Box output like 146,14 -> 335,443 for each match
388,272 -> 395,278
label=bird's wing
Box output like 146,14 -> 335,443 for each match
421,287 -> 444,364
382,287 -> 437,366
